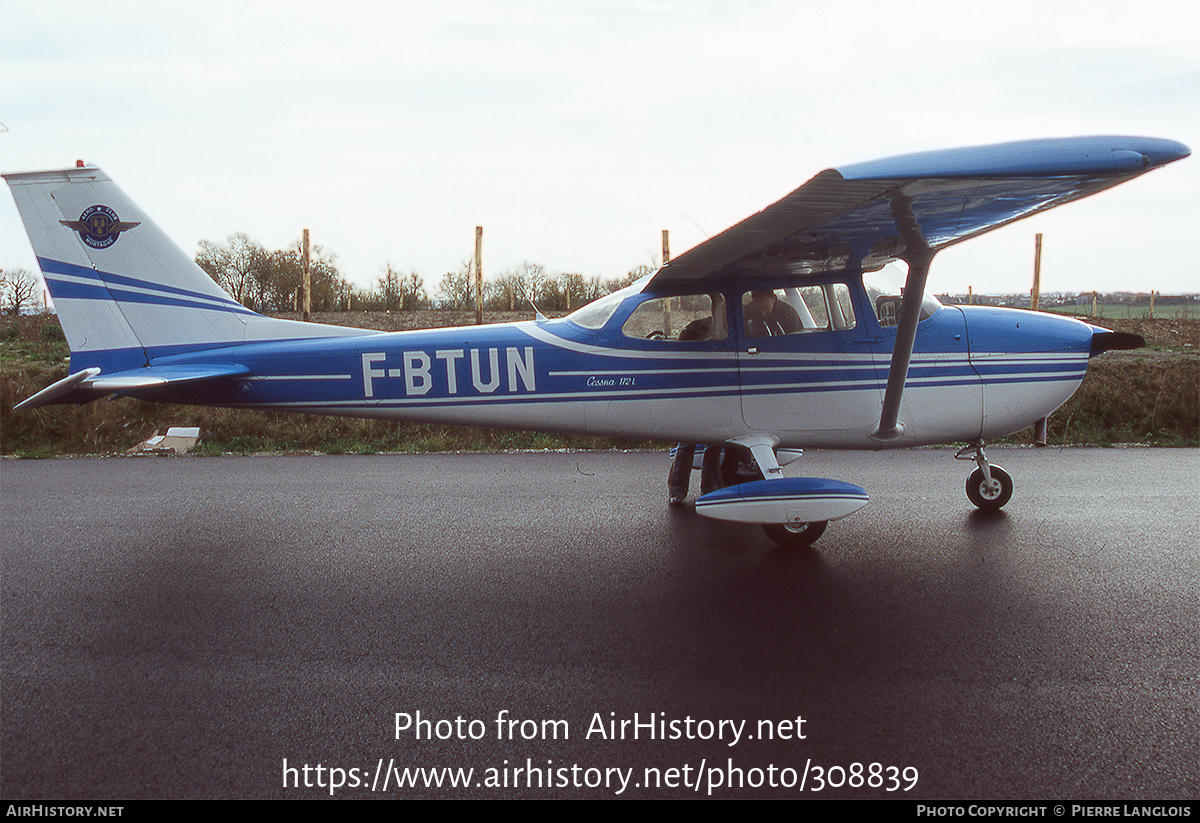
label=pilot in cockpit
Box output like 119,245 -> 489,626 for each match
745,289 -> 801,337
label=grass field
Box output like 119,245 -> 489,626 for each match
1049,304 -> 1198,320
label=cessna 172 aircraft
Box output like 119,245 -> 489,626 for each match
6,136 -> 1189,547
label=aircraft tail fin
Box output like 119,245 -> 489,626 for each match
4,166 -> 368,376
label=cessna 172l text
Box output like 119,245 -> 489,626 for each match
6,136 -> 1189,546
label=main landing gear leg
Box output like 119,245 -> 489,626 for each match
957,440 -> 1013,510
730,435 -> 828,548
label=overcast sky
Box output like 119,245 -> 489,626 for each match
2,0 -> 1197,298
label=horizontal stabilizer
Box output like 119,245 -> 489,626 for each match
88,363 -> 251,390
12,368 -> 101,411
13,363 -> 250,410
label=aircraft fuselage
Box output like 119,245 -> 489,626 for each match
131,272 -> 1098,450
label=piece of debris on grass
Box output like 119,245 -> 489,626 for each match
130,427 -> 202,455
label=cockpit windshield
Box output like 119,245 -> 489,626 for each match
566,274 -> 652,329
861,263 -> 941,327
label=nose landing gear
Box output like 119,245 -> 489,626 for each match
957,441 -> 1013,510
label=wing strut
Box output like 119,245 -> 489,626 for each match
871,193 -> 936,441
729,434 -> 784,479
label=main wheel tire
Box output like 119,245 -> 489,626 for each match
966,465 -> 1013,510
763,521 -> 827,548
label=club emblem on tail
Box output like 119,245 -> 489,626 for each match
59,205 -> 140,249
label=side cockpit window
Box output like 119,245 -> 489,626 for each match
862,264 -> 940,327
621,294 -> 727,342
742,284 -> 855,337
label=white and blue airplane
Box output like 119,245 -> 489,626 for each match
6,136 -> 1189,547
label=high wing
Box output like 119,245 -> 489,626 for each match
647,136 -> 1190,288
646,135 -> 1189,440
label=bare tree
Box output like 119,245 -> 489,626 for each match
271,240 -> 348,312
555,272 -> 601,311
196,234 -> 352,312
486,273 -> 522,311
514,261 -> 548,307
398,270 -> 427,311
1,267 -> 40,315
376,264 -> 403,310
368,265 -> 427,311
196,233 -> 267,308
436,261 -> 476,310
604,263 -> 655,295
487,261 -> 548,311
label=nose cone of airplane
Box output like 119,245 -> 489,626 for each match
962,305 -> 1098,358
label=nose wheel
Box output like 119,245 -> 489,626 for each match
957,441 -> 1013,510
966,465 -> 1012,510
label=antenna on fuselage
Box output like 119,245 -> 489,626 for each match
526,293 -> 547,322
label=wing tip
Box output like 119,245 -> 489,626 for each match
838,135 -> 1190,181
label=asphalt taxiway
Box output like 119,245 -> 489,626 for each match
2,447 -> 1196,799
